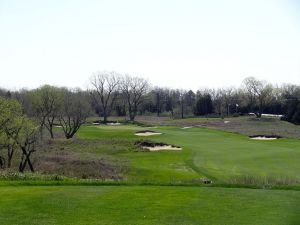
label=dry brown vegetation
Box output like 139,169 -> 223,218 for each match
132,116 -> 300,139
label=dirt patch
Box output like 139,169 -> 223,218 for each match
135,140 -> 182,151
134,130 -> 162,136
249,135 -> 281,140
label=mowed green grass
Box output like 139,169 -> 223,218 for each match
1,185 -> 300,225
78,125 -> 300,184
154,127 -> 300,183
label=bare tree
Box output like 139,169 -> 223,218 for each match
120,75 -> 149,121
59,89 -> 91,139
178,89 -> 187,119
89,71 -> 121,123
153,87 -> 165,117
220,87 -> 234,116
165,89 -> 177,118
243,77 -> 273,117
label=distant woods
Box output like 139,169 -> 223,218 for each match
1,74 -> 300,124
1,73 -> 300,138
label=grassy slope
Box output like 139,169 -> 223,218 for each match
77,125 -> 201,184
1,186 -> 300,225
153,126 -> 300,183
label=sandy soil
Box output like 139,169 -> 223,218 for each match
143,145 -> 182,151
107,123 -> 121,126
135,132 -> 162,136
250,136 -> 278,140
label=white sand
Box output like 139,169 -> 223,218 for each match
250,136 -> 278,140
92,122 -> 100,125
224,121 -> 230,124
143,145 -> 182,151
135,132 -> 162,136
107,122 -> 121,126
182,126 -> 193,129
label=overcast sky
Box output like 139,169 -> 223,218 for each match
0,0 -> 299,90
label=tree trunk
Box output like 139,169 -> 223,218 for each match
103,113 -> 108,123
227,104 -> 230,117
255,100 -> 263,118
0,156 -> 5,169
49,125 -> 54,139
7,145 -> 14,168
129,113 -> 135,121
40,124 -> 44,140
19,153 -> 34,172
19,153 -> 25,172
181,103 -> 184,119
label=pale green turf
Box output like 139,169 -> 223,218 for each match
0,186 -> 300,225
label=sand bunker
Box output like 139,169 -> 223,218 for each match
224,121 -> 230,124
182,126 -> 193,129
107,122 -> 121,126
143,145 -> 182,151
92,122 -> 100,125
135,130 -> 162,136
250,135 -> 280,140
135,141 -> 182,151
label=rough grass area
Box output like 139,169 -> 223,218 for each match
34,139 -> 130,180
133,115 -> 300,139
0,185 -> 300,225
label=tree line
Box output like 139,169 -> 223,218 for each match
1,73 -> 300,125
1,72 -> 300,172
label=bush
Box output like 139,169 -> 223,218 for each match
232,113 -> 240,117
